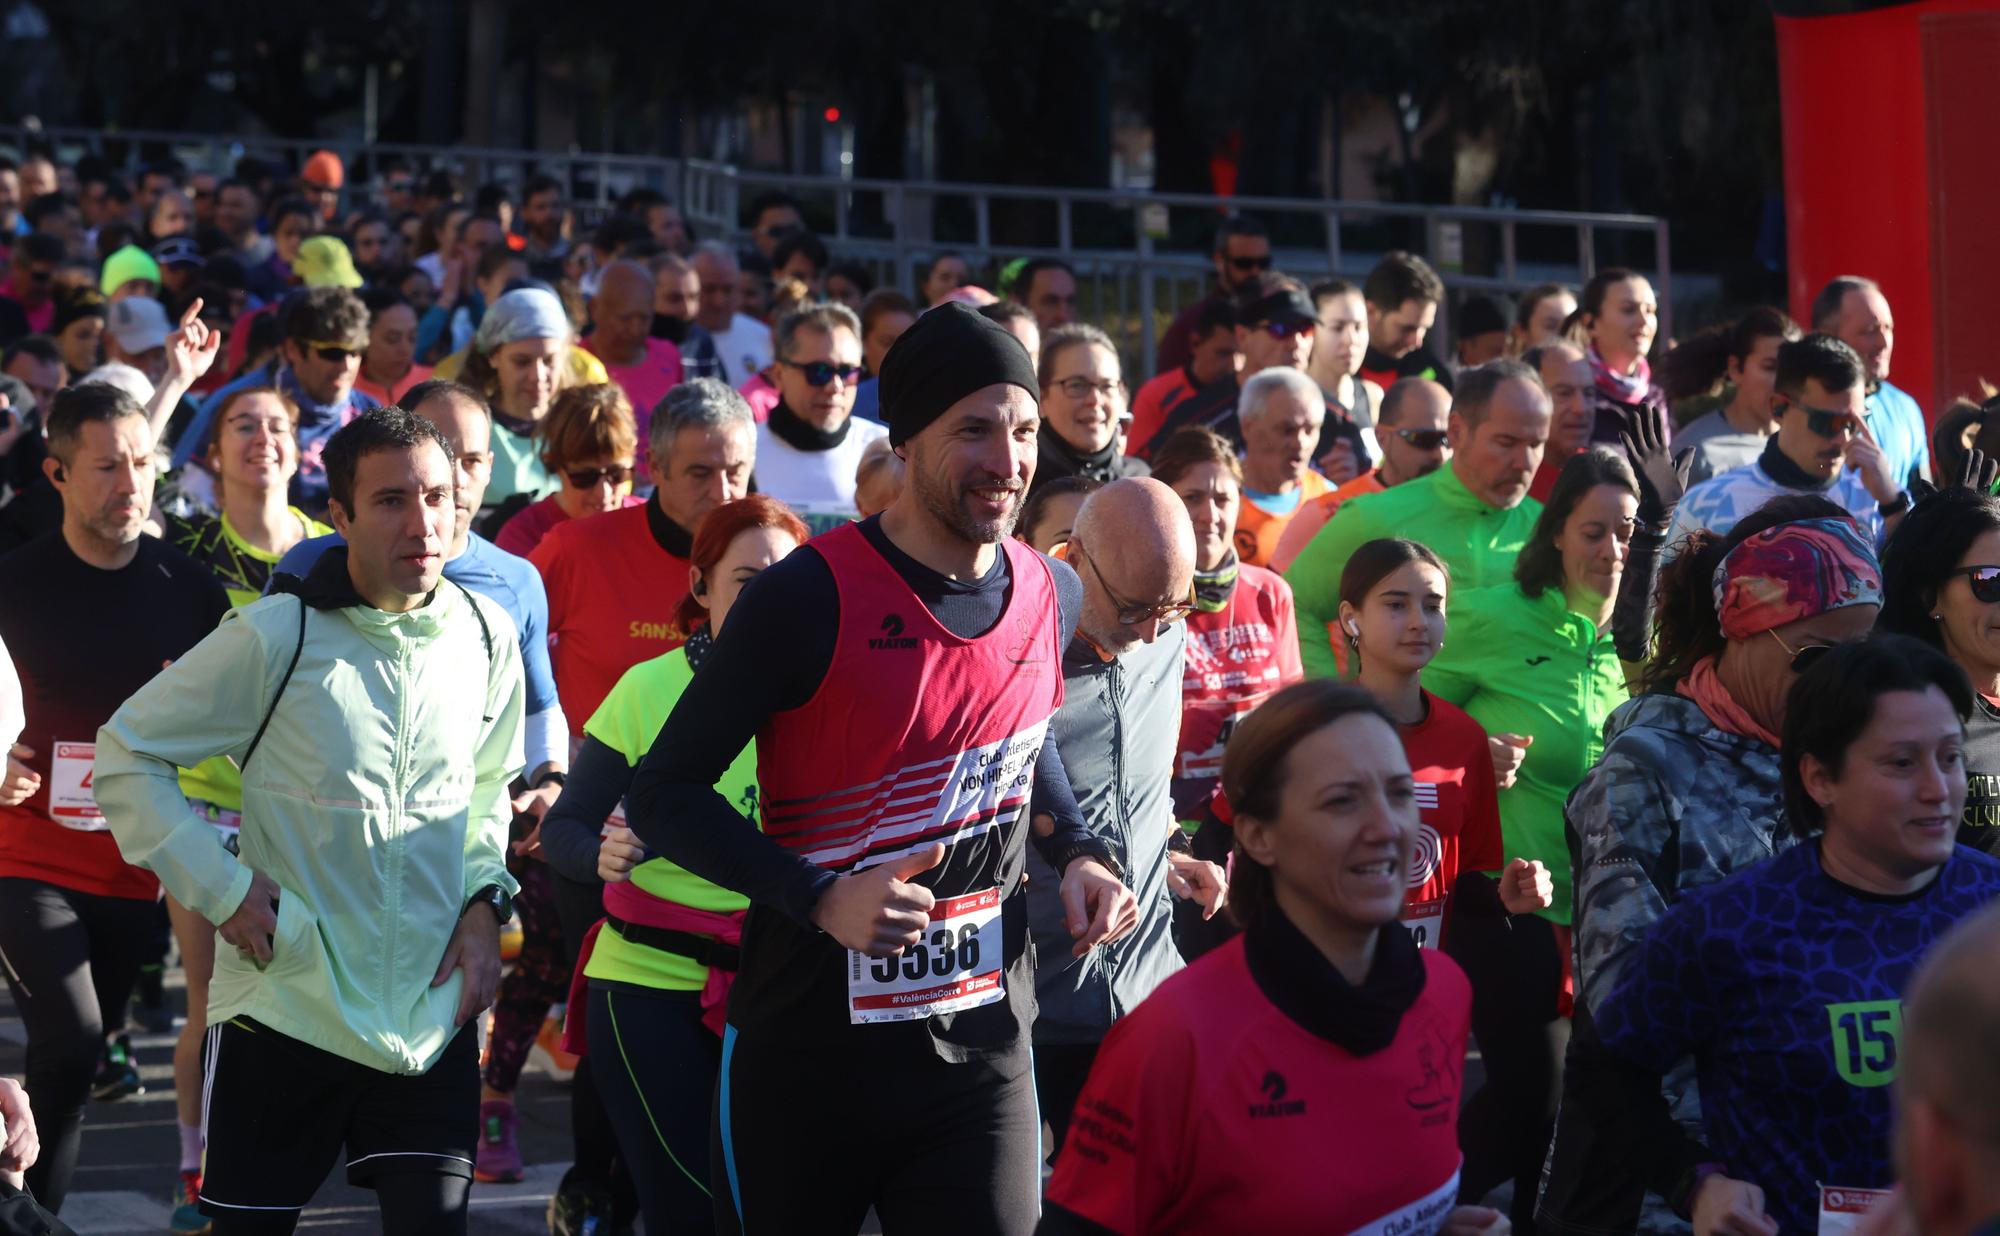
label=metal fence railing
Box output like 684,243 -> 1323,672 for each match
8,123 -> 1671,381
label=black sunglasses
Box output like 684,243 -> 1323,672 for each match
1768,628 -> 1834,674
1254,319 -> 1313,340
1954,565 -> 2000,604
1394,428 -> 1450,450
1228,255 -> 1274,273
1782,398 -> 1858,439
566,464 -> 633,489
781,359 -> 862,387
312,345 -> 359,363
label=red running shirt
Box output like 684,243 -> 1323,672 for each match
1045,939 -> 1472,1236
1399,691 -> 1504,949
529,503 -> 691,728
1173,565 -> 1303,818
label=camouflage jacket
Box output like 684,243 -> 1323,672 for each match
1545,690 -> 1792,1236
1570,690 -> 1792,1015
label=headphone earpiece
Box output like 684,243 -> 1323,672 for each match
51,463 -> 65,483
693,579 -> 708,597
1344,621 -> 1359,639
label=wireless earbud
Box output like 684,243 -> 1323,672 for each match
51,463 -> 66,483
1344,621 -> 1359,639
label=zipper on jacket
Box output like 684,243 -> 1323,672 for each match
1105,658 -> 1126,1024
384,631 -> 413,1064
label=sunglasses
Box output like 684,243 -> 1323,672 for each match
310,344 -> 359,363
781,359 -> 863,387
1254,319 -> 1314,340
1782,398 -> 1859,439
1227,255 -> 1274,273
1053,376 -> 1121,401
1079,551 -> 1196,627
566,464 -> 634,489
1954,565 -> 2000,604
1394,428 -> 1450,450
1768,628 -> 1834,674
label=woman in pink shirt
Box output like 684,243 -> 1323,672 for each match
353,287 -> 434,407
493,383 -> 645,557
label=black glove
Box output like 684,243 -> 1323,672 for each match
1619,404 -> 1688,528
1960,447 -> 1999,495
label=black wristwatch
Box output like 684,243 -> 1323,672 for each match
1879,490 -> 1912,518
463,883 -> 514,925
531,769 -> 567,791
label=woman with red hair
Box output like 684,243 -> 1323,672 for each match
536,495 -> 809,1234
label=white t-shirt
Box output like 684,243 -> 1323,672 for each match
0,631 -> 22,750
710,314 -> 774,388
753,417 -> 890,536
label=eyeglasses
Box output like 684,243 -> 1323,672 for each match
780,359 -> 862,387
1393,428 -> 1450,450
1077,550 -> 1196,627
566,464 -> 634,489
1227,255 -> 1274,273
1254,319 -> 1314,340
304,342 -> 359,363
1953,565 -> 2000,604
1781,398 -> 1859,439
1052,376 -> 1121,401
1768,628 -> 1834,674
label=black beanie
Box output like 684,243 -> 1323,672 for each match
879,301 -> 1041,446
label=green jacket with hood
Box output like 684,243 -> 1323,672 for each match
95,547 -> 525,1074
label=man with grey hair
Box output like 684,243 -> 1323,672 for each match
1286,358 -> 1550,679
1233,366 -> 1330,567
530,377 -> 755,728
754,302 -> 887,534
1027,476 -> 1219,1154
692,240 -> 772,387
1268,376 -> 1452,573
1812,274 -> 1929,489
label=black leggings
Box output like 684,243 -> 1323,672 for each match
0,877 -> 157,1213
1448,906 -> 1570,1235
210,1173 -> 470,1235
714,1032 -> 1042,1235
587,984 -> 719,1233
1032,1042 -> 1100,1157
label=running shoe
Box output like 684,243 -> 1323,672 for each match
545,1166 -> 621,1236
169,1170 -> 212,1234
473,1097 -> 524,1183
530,1010 -> 578,1084
91,1033 -> 144,1101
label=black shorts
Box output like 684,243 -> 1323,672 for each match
199,1017 -> 478,1218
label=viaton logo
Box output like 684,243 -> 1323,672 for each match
869,613 -> 920,650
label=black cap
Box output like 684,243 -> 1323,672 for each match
1457,294 -> 1512,338
879,302 -> 1041,447
152,235 -> 206,270
1238,284 -> 1317,328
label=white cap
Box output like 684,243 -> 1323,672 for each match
78,361 -> 156,405
106,297 -> 171,354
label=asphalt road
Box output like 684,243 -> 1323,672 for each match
1,966 -> 585,1235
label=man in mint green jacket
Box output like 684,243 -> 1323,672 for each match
95,407 -> 524,1235
1285,359 -> 1551,678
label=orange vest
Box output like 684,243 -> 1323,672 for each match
1232,470 -> 1333,568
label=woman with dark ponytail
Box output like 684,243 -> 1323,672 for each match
1539,495 -> 1881,1235
1670,306 -> 1802,484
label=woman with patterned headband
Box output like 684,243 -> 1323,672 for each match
1541,496 -> 1882,1236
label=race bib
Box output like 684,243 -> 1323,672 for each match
1402,897 -> 1446,950
847,887 -> 1005,1024
1819,1186 -> 1895,1236
48,741 -> 108,831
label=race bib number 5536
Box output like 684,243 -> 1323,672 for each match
847,887 -> 1005,1025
